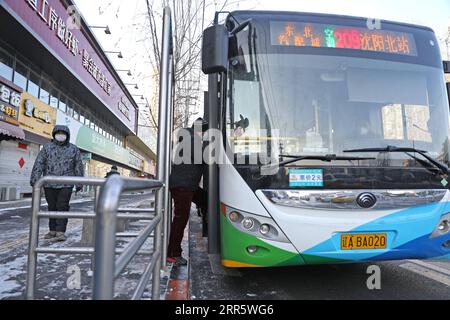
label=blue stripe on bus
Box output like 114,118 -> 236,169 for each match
302,201 -> 450,261
364,233 -> 450,261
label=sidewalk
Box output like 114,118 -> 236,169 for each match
165,217 -> 190,300
0,190 -> 154,214
0,192 -> 163,300
0,192 -> 93,212
164,207 -> 212,300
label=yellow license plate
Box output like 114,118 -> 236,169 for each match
341,233 -> 387,250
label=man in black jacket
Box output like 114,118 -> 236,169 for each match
167,118 -> 208,265
105,165 -> 120,178
30,125 -> 84,241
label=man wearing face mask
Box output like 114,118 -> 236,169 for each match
30,125 -> 84,242
167,118 -> 208,266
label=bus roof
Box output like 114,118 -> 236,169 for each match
228,10 -> 435,34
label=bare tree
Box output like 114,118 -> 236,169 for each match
143,0 -> 245,130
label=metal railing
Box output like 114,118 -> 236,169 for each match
26,176 -> 105,300
159,6 -> 175,269
26,7 -> 175,300
26,175 -> 162,300
93,175 -> 163,300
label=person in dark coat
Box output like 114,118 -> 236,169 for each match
167,118 -> 208,265
30,125 -> 84,241
105,165 -> 120,178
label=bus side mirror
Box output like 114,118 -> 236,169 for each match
202,25 -> 229,74
444,61 -> 450,74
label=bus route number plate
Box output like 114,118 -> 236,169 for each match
289,169 -> 324,187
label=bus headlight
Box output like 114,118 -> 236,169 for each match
260,224 -> 270,235
431,213 -> 450,238
242,218 -> 255,230
224,205 -> 289,243
229,211 -> 240,223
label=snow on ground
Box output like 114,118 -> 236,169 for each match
0,255 -> 27,299
0,196 -> 165,300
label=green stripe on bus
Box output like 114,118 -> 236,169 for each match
220,215 -> 305,267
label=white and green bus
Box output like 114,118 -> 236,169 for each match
201,11 -> 450,267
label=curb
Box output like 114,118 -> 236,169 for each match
164,217 -> 191,300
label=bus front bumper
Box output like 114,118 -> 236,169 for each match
220,197 -> 450,268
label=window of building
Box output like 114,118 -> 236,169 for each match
66,99 -> 74,117
85,117 -> 90,127
59,95 -> 67,112
27,71 -> 40,97
73,104 -> 80,121
80,113 -> 85,124
13,62 -> 28,90
39,80 -> 50,104
49,88 -> 59,109
0,50 -> 13,81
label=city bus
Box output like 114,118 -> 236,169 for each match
201,11 -> 450,268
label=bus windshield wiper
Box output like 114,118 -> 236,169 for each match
260,154 -> 375,172
343,146 -> 449,176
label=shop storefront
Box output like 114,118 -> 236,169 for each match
0,0 -> 156,200
0,76 -> 28,200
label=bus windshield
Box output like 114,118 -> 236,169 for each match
226,53 -> 450,167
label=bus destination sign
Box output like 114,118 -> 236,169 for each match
270,21 -> 418,56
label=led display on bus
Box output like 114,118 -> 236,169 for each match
270,21 -> 418,56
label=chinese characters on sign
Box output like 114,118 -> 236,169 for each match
19,92 -> 56,139
271,21 -> 417,56
0,82 -> 21,125
25,0 -> 79,56
289,169 -> 324,187
24,100 -> 51,123
24,0 -> 113,96
82,50 -> 112,96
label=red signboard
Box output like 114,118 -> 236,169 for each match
1,0 -> 136,132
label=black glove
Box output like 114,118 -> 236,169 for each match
234,115 -> 249,131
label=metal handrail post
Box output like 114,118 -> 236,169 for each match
90,185 -> 101,273
162,54 -> 174,268
152,6 -> 172,300
168,56 -> 176,246
93,175 -> 123,300
25,183 -> 43,300
165,84 -> 174,262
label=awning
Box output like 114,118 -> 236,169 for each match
0,121 -> 25,140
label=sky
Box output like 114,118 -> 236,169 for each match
74,0 -> 450,149
250,0 -> 450,37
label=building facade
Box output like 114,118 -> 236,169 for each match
0,0 -> 155,200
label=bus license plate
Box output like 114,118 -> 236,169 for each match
341,233 -> 387,250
